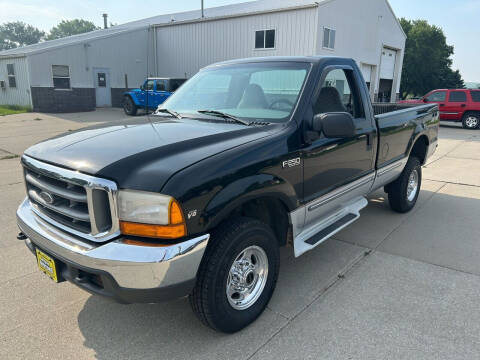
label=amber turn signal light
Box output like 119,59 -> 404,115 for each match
120,221 -> 186,239
169,199 -> 185,225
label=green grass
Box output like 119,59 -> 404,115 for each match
0,105 -> 31,116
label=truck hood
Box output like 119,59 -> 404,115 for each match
25,117 -> 271,192
128,88 -> 142,94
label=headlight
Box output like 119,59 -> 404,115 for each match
118,190 -> 186,239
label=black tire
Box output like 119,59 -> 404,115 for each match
123,96 -> 137,116
462,112 -> 480,129
189,217 -> 280,333
385,157 -> 422,213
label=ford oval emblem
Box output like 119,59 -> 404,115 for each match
39,191 -> 54,204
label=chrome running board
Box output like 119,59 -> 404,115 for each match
293,197 -> 367,257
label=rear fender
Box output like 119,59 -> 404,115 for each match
405,105 -> 439,159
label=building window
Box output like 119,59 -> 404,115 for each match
52,65 -> 71,89
255,29 -> 275,49
7,64 -> 16,88
323,27 -> 336,49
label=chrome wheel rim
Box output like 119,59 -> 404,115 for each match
407,169 -> 419,202
226,245 -> 268,310
466,116 -> 478,129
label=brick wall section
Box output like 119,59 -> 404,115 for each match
31,87 -> 95,113
111,88 -> 134,108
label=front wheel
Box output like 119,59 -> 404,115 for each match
386,157 -> 422,213
462,113 -> 480,129
189,217 -> 280,333
123,96 -> 137,116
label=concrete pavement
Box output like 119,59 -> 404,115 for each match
1,110 -> 480,359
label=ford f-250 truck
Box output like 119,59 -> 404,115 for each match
17,56 -> 439,333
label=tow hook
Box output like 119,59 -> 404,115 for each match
17,232 -> 27,240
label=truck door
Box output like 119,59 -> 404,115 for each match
443,90 -> 468,121
155,79 -> 170,105
144,80 -> 156,109
423,90 -> 447,119
302,67 -> 375,226
138,79 -> 154,108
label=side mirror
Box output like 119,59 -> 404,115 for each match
423,98 -> 428,103
140,84 -> 145,91
313,112 -> 356,138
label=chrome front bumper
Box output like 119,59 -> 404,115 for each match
17,198 -> 209,301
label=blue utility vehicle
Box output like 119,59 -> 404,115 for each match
123,78 -> 186,115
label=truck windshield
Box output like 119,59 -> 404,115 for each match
158,62 -> 310,123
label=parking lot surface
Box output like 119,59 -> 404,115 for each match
1,110 -> 479,359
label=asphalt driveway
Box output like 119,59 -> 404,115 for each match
1,110 -> 479,359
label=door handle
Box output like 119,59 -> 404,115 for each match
439,104 -> 445,107
461,104 -> 466,107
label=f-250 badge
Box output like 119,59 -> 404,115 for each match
282,157 -> 301,168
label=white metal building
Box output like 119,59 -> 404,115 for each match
0,0 -> 406,112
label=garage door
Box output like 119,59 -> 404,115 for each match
379,48 -> 396,80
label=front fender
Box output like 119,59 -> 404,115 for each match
203,174 -> 298,230
124,91 -> 141,106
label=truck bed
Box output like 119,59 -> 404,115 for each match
372,102 -> 420,116
373,103 -> 439,169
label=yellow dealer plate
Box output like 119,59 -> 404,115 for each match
36,248 -> 58,282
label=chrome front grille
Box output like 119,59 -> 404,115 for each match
22,156 -> 119,242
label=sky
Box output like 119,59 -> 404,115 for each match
1,0 -> 479,81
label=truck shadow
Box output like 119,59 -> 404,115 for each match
76,241 -> 357,359
77,294 -> 286,360
77,184 -> 480,359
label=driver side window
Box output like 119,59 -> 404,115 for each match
314,68 -> 363,119
425,91 -> 446,102
144,80 -> 154,91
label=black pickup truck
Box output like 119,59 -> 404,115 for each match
17,56 -> 439,333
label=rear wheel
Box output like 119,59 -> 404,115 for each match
189,217 -> 280,333
462,113 -> 479,129
386,157 -> 422,213
123,96 -> 137,116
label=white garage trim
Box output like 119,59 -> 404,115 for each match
360,63 -> 374,83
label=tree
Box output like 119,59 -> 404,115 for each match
399,19 -> 464,98
0,22 -> 45,50
47,19 -> 100,40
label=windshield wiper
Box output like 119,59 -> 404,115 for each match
155,108 -> 182,119
197,110 -> 251,126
